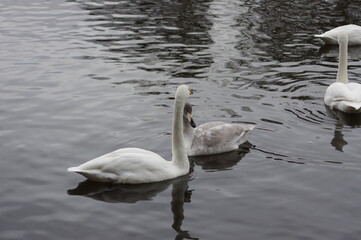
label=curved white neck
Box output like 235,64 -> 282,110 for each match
172,94 -> 189,170
336,33 -> 349,84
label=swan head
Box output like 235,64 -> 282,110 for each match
338,30 -> 348,45
176,84 -> 192,101
184,103 -> 196,128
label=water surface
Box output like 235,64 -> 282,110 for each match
1,0 -> 361,239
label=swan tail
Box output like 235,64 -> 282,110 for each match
314,34 -> 337,44
67,167 -> 81,172
234,124 -> 256,145
67,167 -> 118,183
245,124 -> 256,131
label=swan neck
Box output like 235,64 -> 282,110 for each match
337,33 -> 349,84
172,95 -> 189,170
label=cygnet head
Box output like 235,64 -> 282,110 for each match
184,103 -> 196,128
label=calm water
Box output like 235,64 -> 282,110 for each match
1,0 -> 361,239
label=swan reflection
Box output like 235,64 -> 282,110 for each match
325,105 -> 361,152
330,122 -> 348,152
319,45 -> 361,59
189,142 -> 252,171
325,105 -> 361,127
68,175 -> 188,203
68,175 -> 198,239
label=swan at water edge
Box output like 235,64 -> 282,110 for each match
67,85 -> 192,184
324,32 -> 361,113
315,24 -> 361,45
183,103 -> 255,156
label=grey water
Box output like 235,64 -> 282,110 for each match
1,0 -> 361,239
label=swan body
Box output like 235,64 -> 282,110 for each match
315,24 -> 361,45
68,85 -> 191,184
183,104 -> 255,156
324,32 -> 361,113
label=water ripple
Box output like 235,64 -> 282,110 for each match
2,0 -> 361,239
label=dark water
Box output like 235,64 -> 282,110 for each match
1,0 -> 361,239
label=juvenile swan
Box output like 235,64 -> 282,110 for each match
324,32 -> 361,113
68,85 -> 191,184
183,103 -> 255,156
315,24 -> 361,45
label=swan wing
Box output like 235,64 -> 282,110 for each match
325,82 -> 361,113
68,148 -> 175,184
190,122 -> 255,156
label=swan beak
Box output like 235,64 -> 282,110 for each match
187,113 -> 196,128
188,89 -> 193,95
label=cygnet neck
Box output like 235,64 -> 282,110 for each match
336,32 -> 349,84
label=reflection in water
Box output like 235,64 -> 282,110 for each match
79,0 -> 213,79
68,175 -> 188,203
171,179 -> 198,240
190,142 -> 252,171
330,122 -> 348,152
68,179 -> 171,203
319,45 -> 361,59
325,105 -> 361,127
68,175 -> 197,239
325,105 -> 361,152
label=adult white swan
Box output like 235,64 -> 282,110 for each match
183,103 -> 255,156
67,85 -> 192,184
324,32 -> 361,113
315,24 -> 361,45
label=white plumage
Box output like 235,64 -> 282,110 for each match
315,24 -> 361,45
183,103 -> 255,156
68,85 -> 191,184
324,31 -> 361,113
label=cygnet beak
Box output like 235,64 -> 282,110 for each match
189,117 -> 196,128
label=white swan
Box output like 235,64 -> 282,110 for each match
315,24 -> 361,45
324,32 -> 361,113
67,85 -> 191,184
183,103 -> 255,156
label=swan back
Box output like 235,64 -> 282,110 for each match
182,103 -> 255,156
324,82 -> 361,113
315,24 -> 361,45
189,122 -> 255,156
68,148 -> 177,184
